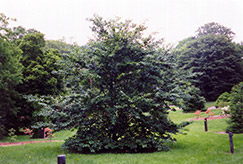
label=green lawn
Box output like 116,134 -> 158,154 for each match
1,109 -> 243,164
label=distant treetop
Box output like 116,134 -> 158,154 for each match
196,22 -> 235,40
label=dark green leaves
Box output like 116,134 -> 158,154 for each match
34,15 -> 189,153
226,82 -> 243,133
0,37 -> 23,138
174,30 -> 243,101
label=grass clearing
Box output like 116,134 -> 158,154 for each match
1,109 -> 243,164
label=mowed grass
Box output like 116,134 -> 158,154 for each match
1,109 -> 243,164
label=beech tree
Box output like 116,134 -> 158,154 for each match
33,16 -> 189,153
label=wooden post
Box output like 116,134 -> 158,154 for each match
229,132 -> 234,154
57,155 -> 66,164
204,118 -> 208,132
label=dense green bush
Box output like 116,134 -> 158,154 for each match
226,82 -> 243,133
214,92 -> 231,107
180,86 -> 205,113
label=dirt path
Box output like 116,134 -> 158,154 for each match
0,140 -> 64,147
187,115 -> 230,121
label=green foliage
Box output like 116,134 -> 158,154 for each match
0,13 -> 16,39
227,82 -> 243,133
33,16 -> 190,153
196,22 -> 235,40
0,37 -> 23,137
44,39 -> 77,55
17,32 -> 63,95
8,128 -> 17,142
214,92 -> 231,107
180,85 -> 205,113
174,24 -> 243,101
7,25 -> 40,44
0,38 -> 23,89
14,32 -> 64,131
0,13 -> 23,136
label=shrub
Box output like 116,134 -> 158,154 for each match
214,92 -> 231,107
226,82 -> 243,133
181,86 -> 206,113
8,128 -> 17,142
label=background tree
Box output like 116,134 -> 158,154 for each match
0,13 -> 16,39
235,42 -> 243,72
214,92 -> 231,108
17,32 -> 63,95
0,13 -> 68,137
7,26 -> 40,44
44,39 -> 76,55
180,85 -> 205,113
33,15 -> 189,153
15,32 -> 64,131
174,23 -> 243,101
0,38 -> 23,139
0,13 -> 23,138
196,22 -> 235,40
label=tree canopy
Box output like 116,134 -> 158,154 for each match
0,13 -> 24,138
14,32 -> 64,131
0,37 -> 23,138
195,22 -> 235,40
17,32 -> 63,95
174,23 -> 243,101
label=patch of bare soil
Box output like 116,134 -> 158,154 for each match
188,115 -> 230,121
0,140 -> 63,147
216,131 -> 228,134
